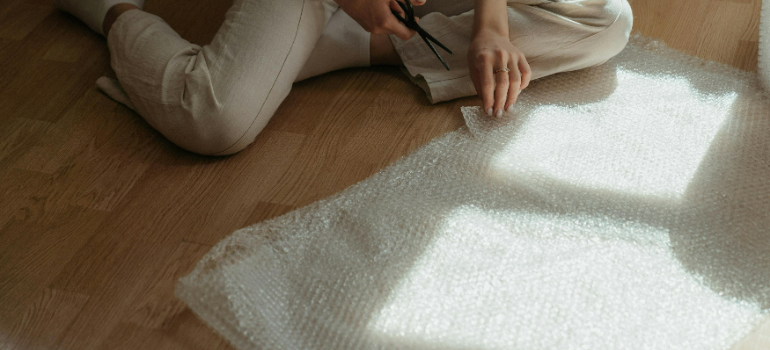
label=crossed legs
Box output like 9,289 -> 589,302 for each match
60,0 -> 402,156
58,0 -> 632,156
102,4 -> 402,67
96,0 -> 350,155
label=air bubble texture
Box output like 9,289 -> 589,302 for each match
761,0 -> 770,93
176,35 -> 770,350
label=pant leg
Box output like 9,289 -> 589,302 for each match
295,8 -> 371,82
411,0 -> 476,18
294,0 -> 477,84
293,0 -> 477,83
108,0 -> 339,155
390,0 -> 634,104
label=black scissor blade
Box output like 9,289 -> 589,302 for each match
420,34 -> 450,70
391,9 -> 407,25
403,0 -> 414,17
395,0 -> 411,19
395,2 -> 452,55
415,27 -> 453,55
391,3 -> 451,70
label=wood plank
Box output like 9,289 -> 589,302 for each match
263,68 -> 402,207
0,0 -> 24,23
173,130 -> 307,245
99,316 -> 232,350
42,13 -> 105,63
0,206 -> 106,325
143,0 -> 230,45
735,39 -> 760,70
0,3 -> 53,40
0,108 -> 161,221
696,1 -> 759,69
0,169 -> 70,227
125,242 -> 211,329
0,118 -> 52,172
338,72 -> 467,168
46,146 -> 301,347
13,89 -> 127,175
12,90 -> 164,212
266,69 -> 372,135
0,10 -> 109,123
65,106 -> 163,212
242,201 -> 297,226
3,288 -> 90,350
0,0 -> 766,349
0,57 -> 108,124
629,0 -> 762,71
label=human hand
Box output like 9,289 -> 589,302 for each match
467,29 -> 531,117
334,0 -> 425,41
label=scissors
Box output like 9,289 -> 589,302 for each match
390,0 -> 453,70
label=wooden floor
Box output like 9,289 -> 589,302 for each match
0,0 -> 767,349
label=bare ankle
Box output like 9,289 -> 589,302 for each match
103,3 -> 140,37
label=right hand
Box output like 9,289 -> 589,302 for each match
334,0 -> 425,41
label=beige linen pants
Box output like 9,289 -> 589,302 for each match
108,0 -> 633,155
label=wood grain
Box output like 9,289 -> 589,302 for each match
0,0 -> 766,349
630,0 -> 762,71
4,288 -> 90,350
0,206 -> 106,324
125,242 -> 211,330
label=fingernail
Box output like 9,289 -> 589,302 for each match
506,105 -> 514,113
486,108 -> 493,116
495,109 -> 502,118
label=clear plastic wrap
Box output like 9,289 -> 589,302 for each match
176,35 -> 770,350
761,0 -> 770,92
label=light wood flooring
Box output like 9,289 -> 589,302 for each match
0,0 -> 768,348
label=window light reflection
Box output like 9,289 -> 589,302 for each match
488,69 -> 736,199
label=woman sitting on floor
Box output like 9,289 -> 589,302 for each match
56,0 -> 632,155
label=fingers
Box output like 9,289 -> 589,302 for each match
493,65 -> 509,117
505,59 -> 521,112
383,0 -> 415,41
389,0 -> 405,17
467,35 -> 530,117
484,57 -> 527,117
386,22 -> 413,41
519,58 -> 531,90
479,57 -> 496,116
469,68 -> 482,107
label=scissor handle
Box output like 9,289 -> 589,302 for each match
391,9 -> 408,25
390,1 -> 452,70
396,0 -> 413,18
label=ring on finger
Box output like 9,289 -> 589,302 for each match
494,68 -> 511,74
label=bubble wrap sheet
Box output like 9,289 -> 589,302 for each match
177,35 -> 770,350
761,0 -> 770,92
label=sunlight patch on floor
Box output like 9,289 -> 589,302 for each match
367,205 -> 759,349
488,69 -> 736,200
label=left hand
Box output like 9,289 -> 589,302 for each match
467,29 -> 531,117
